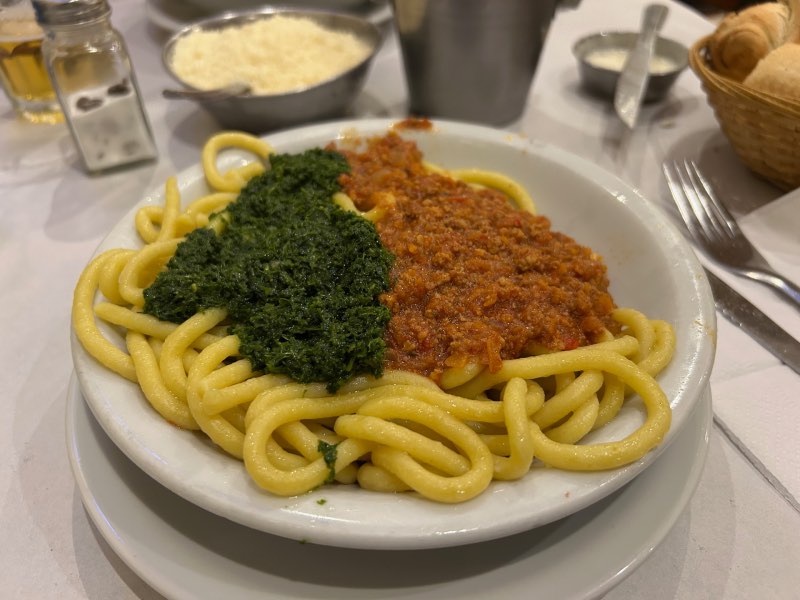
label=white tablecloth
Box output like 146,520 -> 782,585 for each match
1,0 -> 798,598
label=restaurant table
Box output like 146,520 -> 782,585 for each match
2,0 -> 798,598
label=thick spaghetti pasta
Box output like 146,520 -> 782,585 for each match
72,129 -> 675,504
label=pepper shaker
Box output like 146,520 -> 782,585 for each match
32,0 -> 157,173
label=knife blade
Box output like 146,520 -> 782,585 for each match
705,268 -> 800,375
614,3 -> 668,128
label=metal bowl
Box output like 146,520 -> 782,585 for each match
162,8 -> 382,133
572,31 -> 688,103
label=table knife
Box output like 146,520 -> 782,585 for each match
614,3 -> 668,128
706,268 -> 800,375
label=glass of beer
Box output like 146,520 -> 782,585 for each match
0,0 -> 61,123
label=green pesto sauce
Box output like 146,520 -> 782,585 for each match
142,148 -> 393,391
317,440 -> 340,483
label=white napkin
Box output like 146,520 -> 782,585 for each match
708,187 -> 800,511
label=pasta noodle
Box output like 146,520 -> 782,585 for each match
72,130 -> 676,504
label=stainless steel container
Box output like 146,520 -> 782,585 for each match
162,8 -> 382,133
572,31 -> 688,103
391,0 -> 557,125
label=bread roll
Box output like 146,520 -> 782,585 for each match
707,1 -> 792,81
743,42 -> 800,99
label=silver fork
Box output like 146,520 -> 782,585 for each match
663,159 -> 800,310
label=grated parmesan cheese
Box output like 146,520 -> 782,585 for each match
169,15 -> 372,95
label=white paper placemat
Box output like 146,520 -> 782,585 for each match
709,187 -> 800,511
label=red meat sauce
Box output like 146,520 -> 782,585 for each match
331,132 -> 617,382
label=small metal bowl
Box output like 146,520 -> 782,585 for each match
572,32 -> 688,102
162,8 -> 382,133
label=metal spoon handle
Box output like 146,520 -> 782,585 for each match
162,83 -> 251,102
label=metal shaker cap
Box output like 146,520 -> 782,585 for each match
32,0 -> 110,27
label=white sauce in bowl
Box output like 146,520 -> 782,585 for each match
585,47 -> 677,75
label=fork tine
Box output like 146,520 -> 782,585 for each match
675,159 -> 723,240
663,161 -> 705,242
669,160 -> 718,241
685,160 -> 741,238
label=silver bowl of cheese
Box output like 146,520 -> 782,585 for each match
572,32 -> 688,103
162,8 -> 382,133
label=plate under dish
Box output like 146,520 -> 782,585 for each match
66,375 -> 712,600
71,118 -> 716,549
144,0 -> 393,32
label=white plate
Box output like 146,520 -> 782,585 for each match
182,0 -> 371,13
71,119 -> 717,549
66,375 -> 712,600
144,0 -> 393,32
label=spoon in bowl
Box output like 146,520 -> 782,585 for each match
162,82 -> 252,102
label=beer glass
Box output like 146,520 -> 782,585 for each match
0,0 -> 61,123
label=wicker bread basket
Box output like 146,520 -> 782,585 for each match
690,34 -> 800,191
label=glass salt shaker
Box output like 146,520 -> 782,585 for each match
32,0 -> 157,173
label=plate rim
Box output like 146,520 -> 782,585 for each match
144,0 -> 392,33
65,373 -> 713,600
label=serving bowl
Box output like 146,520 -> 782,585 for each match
162,8 -> 382,132
573,31 -> 688,102
72,118 -> 716,550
